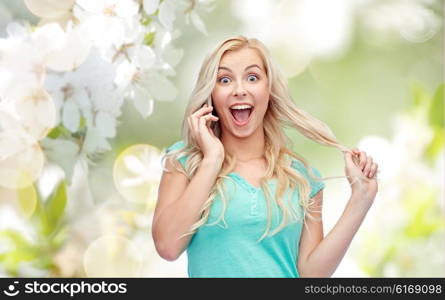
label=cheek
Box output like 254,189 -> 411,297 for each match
255,102 -> 269,120
212,85 -> 232,102
253,85 -> 270,116
251,80 -> 269,97
259,82 -> 270,99
211,90 -> 226,116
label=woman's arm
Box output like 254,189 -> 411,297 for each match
152,157 -> 221,261
297,190 -> 372,277
297,149 -> 379,277
152,104 -> 223,261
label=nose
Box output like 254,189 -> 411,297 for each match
232,81 -> 247,97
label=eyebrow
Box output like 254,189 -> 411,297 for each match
218,64 -> 262,72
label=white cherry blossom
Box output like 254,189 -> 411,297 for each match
0,105 -> 45,189
74,0 -> 140,51
45,48 -> 123,155
0,24 -> 47,101
0,0 -> 214,277
184,0 -> 215,35
115,59 -> 177,118
45,23 -> 92,72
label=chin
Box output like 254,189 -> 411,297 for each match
232,131 -> 253,139
229,124 -> 259,139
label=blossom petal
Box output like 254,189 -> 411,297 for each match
190,11 -> 208,35
83,127 -> 111,153
15,89 -> 57,139
144,72 -> 177,101
133,87 -> 154,118
95,111 -> 116,138
75,0 -> 104,13
24,0 -> 75,19
62,100 -> 80,132
72,88 -> 91,110
46,26 -> 92,72
32,22 -> 67,54
114,0 -> 139,18
158,0 -> 176,30
130,45 -> 156,70
40,138 -> 79,182
143,0 -> 160,15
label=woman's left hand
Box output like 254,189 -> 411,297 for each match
344,148 -> 379,205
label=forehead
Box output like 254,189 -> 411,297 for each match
219,47 -> 265,70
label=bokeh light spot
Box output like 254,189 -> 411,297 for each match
113,144 -> 162,208
83,234 -> 142,277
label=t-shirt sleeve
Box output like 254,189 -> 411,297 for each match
291,160 -> 325,198
165,140 -> 187,169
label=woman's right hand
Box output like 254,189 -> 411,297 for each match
188,104 -> 225,164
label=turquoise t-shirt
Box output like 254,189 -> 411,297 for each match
165,140 -> 325,278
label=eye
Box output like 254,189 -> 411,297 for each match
247,74 -> 259,82
218,76 -> 231,84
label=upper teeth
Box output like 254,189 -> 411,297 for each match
231,105 -> 252,110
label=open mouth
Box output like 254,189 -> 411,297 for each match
229,105 -> 254,126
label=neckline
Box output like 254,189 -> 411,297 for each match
228,172 -> 277,192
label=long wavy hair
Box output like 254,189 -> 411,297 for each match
163,36 -> 368,241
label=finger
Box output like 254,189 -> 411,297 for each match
344,151 -> 356,168
364,156 -> 373,177
198,113 -> 211,135
203,113 -> 218,120
206,117 -> 219,138
358,151 -> 367,170
190,116 -> 201,138
349,148 -> 360,164
351,153 -> 360,166
344,152 -> 365,180
192,105 -> 213,118
369,162 -> 378,178
190,115 -> 199,139
202,114 -> 219,127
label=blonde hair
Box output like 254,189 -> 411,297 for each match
164,36 -> 370,241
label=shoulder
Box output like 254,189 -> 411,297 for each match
291,159 -> 322,178
291,159 -> 325,198
166,140 -> 186,153
165,140 -> 188,170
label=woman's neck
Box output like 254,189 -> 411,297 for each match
221,127 -> 266,161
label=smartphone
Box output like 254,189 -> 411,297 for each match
206,99 -> 219,118
207,99 -> 219,132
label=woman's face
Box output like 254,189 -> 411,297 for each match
211,47 -> 270,139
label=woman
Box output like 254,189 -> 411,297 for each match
152,36 -> 379,278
